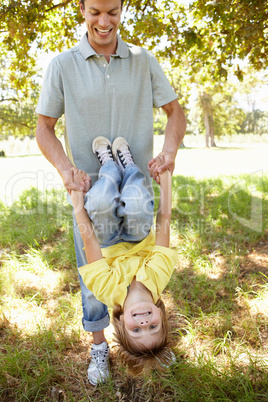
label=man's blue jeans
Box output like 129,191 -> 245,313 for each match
73,161 -> 154,333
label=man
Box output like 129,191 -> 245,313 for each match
36,0 -> 186,385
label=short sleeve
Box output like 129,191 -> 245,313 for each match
136,245 -> 178,302
147,53 -> 178,108
78,259 -> 124,308
36,58 -> 65,118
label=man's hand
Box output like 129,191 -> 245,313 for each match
148,151 -> 176,184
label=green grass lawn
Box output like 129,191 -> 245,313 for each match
0,172 -> 268,401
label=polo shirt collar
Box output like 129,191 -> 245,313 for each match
116,35 -> 129,58
78,33 -> 129,60
79,33 -> 96,59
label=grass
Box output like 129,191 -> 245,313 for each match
0,172 -> 268,401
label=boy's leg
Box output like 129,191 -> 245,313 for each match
112,137 -> 154,242
84,161 -> 123,246
119,166 -> 154,242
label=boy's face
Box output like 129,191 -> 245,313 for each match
121,301 -> 163,349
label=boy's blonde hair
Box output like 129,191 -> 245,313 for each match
112,299 -> 172,376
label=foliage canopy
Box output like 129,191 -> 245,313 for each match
1,0 -> 267,91
1,0 -> 267,140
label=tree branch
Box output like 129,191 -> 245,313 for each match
0,98 -> 19,103
44,0 -> 73,13
141,0 -> 151,13
0,115 -> 33,129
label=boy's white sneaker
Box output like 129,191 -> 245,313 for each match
87,341 -> 110,386
162,350 -> 176,368
112,137 -> 135,170
92,136 -> 114,166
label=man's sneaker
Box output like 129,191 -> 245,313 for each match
112,137 -> 135,170
87,341 -> 110,386
92,136 -> 114,166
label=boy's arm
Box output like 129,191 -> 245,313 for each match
70,190 -> 103,264
155,169 -> 172,247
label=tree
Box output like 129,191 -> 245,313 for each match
199,92 -> 216,147
190,0 -> 268,77
0,56 -> 66,139
0,54 -> 38,138
1,0 -> 267,139
0,0 -> 83,93
196,88 -> 246,141
187,66 -> 267,143
1,0 -> 267,91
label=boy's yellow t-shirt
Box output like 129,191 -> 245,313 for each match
78,231 -> 178,308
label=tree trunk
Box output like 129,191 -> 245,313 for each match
209,113 -> 217,147
200,91 -> 213,148
204,109 -> 210,147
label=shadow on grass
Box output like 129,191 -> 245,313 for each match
0,316 -> 268,401
0,316 -> 87,401
167,264 -> 268,346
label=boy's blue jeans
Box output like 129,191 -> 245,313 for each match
73,161 -> 154,333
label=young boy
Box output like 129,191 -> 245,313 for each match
71,137 -> 177,381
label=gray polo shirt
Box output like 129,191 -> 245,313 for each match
36,33 -> 177,191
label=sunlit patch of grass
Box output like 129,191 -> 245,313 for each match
0,316 -> 89,401
0,245 -> 82,340
0,250 -> 75,299
170,174 -> 267,253
2,299 -> 49,334
0,187 -> 73,253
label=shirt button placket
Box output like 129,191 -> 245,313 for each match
106,57 -> 113,80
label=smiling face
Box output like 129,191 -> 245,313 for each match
121,301 -> 163,349
80,0 -> 122,57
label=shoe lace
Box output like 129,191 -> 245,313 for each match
119,146 -> 134,167
97,147 -> 113,165
91,348 -> 109,369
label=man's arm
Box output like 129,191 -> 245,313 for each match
36,114 -> 87,193
148,98 -> 186,183
155,169 -> 172,248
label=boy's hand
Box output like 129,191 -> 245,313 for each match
148,152 -> 175,184
70,167 -> 92,194
61,168 -> 84,194
69,168 -> 91,213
